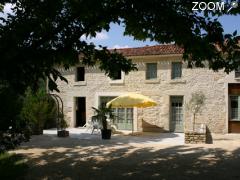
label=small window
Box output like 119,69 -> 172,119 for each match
230,96 -> 240,121
146,63 -> 157,80
76,67 -> 85,81
171,62 -> 182,79
235,67 -> 240,79
111,70 -> 122,80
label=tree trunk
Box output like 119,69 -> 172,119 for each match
193,113 -> 196,132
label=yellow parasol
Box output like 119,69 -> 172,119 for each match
106,93 -> 157,133
106,93 -> 157,108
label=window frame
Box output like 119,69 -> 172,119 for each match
146,63 -> 158,80
109,71 -> 125,85
75,66 -> 85,82
111,70 -> 122,80
171,62 -> 182,80
235,67 -> 240,79
229,95 -> 240,121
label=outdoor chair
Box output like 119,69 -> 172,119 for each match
91,116 -> 102,134
83,121 -> 93,132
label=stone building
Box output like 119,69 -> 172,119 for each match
56,44 -> 240,134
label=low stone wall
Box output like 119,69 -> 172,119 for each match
185,132 -> 206,144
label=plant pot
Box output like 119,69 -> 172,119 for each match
57,130 -> 69,137
101,129 -> 112,139
32,128 -> 43,135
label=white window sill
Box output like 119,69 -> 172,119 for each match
145,79 -> 160,84
169,79 -> 186,84
109,79 -> 124,85
73,81 -> 87,86
234,77 -> 240,80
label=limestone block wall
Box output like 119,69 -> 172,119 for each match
185,132 -> 206,144
56,54 -> 231,133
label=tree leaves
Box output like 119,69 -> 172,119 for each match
233,30 -> 237,36
0,0 -> 239,93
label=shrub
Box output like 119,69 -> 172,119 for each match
20,87 -> 57,134
0,83 -> 30,153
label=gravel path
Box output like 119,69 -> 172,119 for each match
13,129 -> 240,180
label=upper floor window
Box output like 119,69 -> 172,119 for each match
146,63 -> 157,80
76,67 -> 85,81
235,67 -> 240,79
111,70 -> 122,80
171,62 -> 182,79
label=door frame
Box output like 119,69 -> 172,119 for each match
169,95 -> 184,132
74,96 -> 86,127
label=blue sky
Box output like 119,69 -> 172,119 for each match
2,3 -> 240,49
89,15 -> 240,49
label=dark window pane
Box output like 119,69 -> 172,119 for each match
76,67 -> 85,81
146,63 -> 157,80
111,70 -> 121,80
230,96 -> 239,120
172,62 -> 182,79
235,67 -> 240,78
231,100 -> 238,108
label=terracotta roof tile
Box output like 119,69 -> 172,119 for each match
111,44 -> 184,56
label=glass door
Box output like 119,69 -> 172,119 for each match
170,96 -> 184,132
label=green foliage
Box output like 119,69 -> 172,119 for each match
0,82 -> 31,152
20,87 -> 57,134
58,113 -> 68,130
0,81 -> 57,152
186,91 -> 206,115
92,106 -> 115,130
0,4 -> 3,12
0,83 -> 23,132
186,91 -> 206,131
0,152 -> 28,180
0,1 -> 239,93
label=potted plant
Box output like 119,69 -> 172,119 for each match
57,113 -> 69,137
185,91 -> 206,144
92,106 -> 115,139
186,91 -> 206,132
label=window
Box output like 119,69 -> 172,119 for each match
111,70 -> 122,80
230,96 -> 240,121
76,67 -> 85,81
99,96 -> 133,130
146,63 -> 157,80
171,62 -> 182,79
235,67 -> 240,79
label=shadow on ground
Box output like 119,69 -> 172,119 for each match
14,133 -> 240,180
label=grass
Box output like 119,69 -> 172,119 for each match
0,152 -> 28,180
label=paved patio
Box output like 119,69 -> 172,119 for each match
43,128 -> 185,145
13,128 -> 240,180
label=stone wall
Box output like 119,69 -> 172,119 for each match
55,54 -> 233,133
185,132 -> 206,144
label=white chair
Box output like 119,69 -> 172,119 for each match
91,116 -> 102,134
83,121 -> 93,132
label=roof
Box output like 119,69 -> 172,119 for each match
111,44 -> 184,56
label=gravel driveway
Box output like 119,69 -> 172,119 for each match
13,128 -> 240,180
